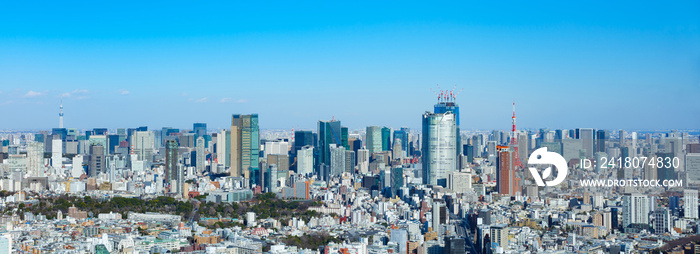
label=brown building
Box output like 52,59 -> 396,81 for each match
67,206 -> 87,219
497,148 -> 519,196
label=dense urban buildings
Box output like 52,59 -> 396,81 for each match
0,91 -> 697,254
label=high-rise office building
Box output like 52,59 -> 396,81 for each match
268,154 -> 289,173
497,148 -> 518,196
196,137 -> 205,174
230,114 -> 260,185
132,131 -> 154,162
293,130 -> 314,155
264,140 -> 289,158
390,167 -> 404,197
393,127 -> 409,153
596,130 -> 609,153
684,189 -> 698,219
434,100 -> 461,159
422,111 -> 457,186
686,153 -> 700,185
51,138 -> 62,168
622,193 -> 649,229
193,123 -> 206,139
88,145 -> 105,177
165,140 -> 179,193
579,128 -> 595,158
297,146 -> 314,176
329,144 -> 346,178
656,152 -> 676,182
392,138 -> 403,160
345,150 -> 355,174
366,126 -> 383,154
318,119 -> 347,175
216,129 -> 229,167
381,127 -> 391,151
357,148 -> 370,174
653,208 -> 671,234
619,130 -> 627,146
27,142 -> 44,177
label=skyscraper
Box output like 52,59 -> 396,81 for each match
27,142 -> 44,177
51,138 -> 63,168
230,114 -> 260,185
434,99 -> 461,159
381,127 -> 391,151
497,148 -> 518,196
622,193 -> 649,230
88,145 -> 105,177
357,148 -> 370,174
345,150 -> 355,174
216,129 -> 229,167
684,189 -> 698,219
329,144 -> 346,178
165,140 -> 180,193
656,152 -> 676,182
318,119 -> 346,175
579,128 -> 595,158
687,153 -> 700,185
293,130 -> 314,155
422,111 -> 457,186
596,130 -> 608,153
393,127 -> 410,153
366,126 -> 382,154
193,123 -> 207,139
132,131 -> 154,162
196,137 -> 205,174
297,146 -> 314,176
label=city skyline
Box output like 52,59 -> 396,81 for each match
1,2 -> 699,254
1,96 -> 699,133
1,1 -> 699,130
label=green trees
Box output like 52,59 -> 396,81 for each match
282,233 -> 341,250
9,193 -> 322,224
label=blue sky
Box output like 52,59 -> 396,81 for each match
0,1 -> 698,131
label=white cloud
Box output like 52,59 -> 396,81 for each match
23,90 -> 44,98
60,89 -> 89,98
118,89 -> 130,95
220,98 -> 231,103
195,97 -> 208,103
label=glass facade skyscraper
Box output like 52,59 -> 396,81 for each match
317,119 -> 347,179
366,126 -> 382,154
231,114 -> 260,186
422,111 -> 457,186
434,101 -> 461,160
193,122 -> 207,138
393,127 -> 409,153
165,140 -> 180,193
381,127 -> 391,151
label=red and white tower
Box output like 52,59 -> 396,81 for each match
511,102 -> 524,168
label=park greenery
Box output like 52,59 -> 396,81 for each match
5,192 -> 322,223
